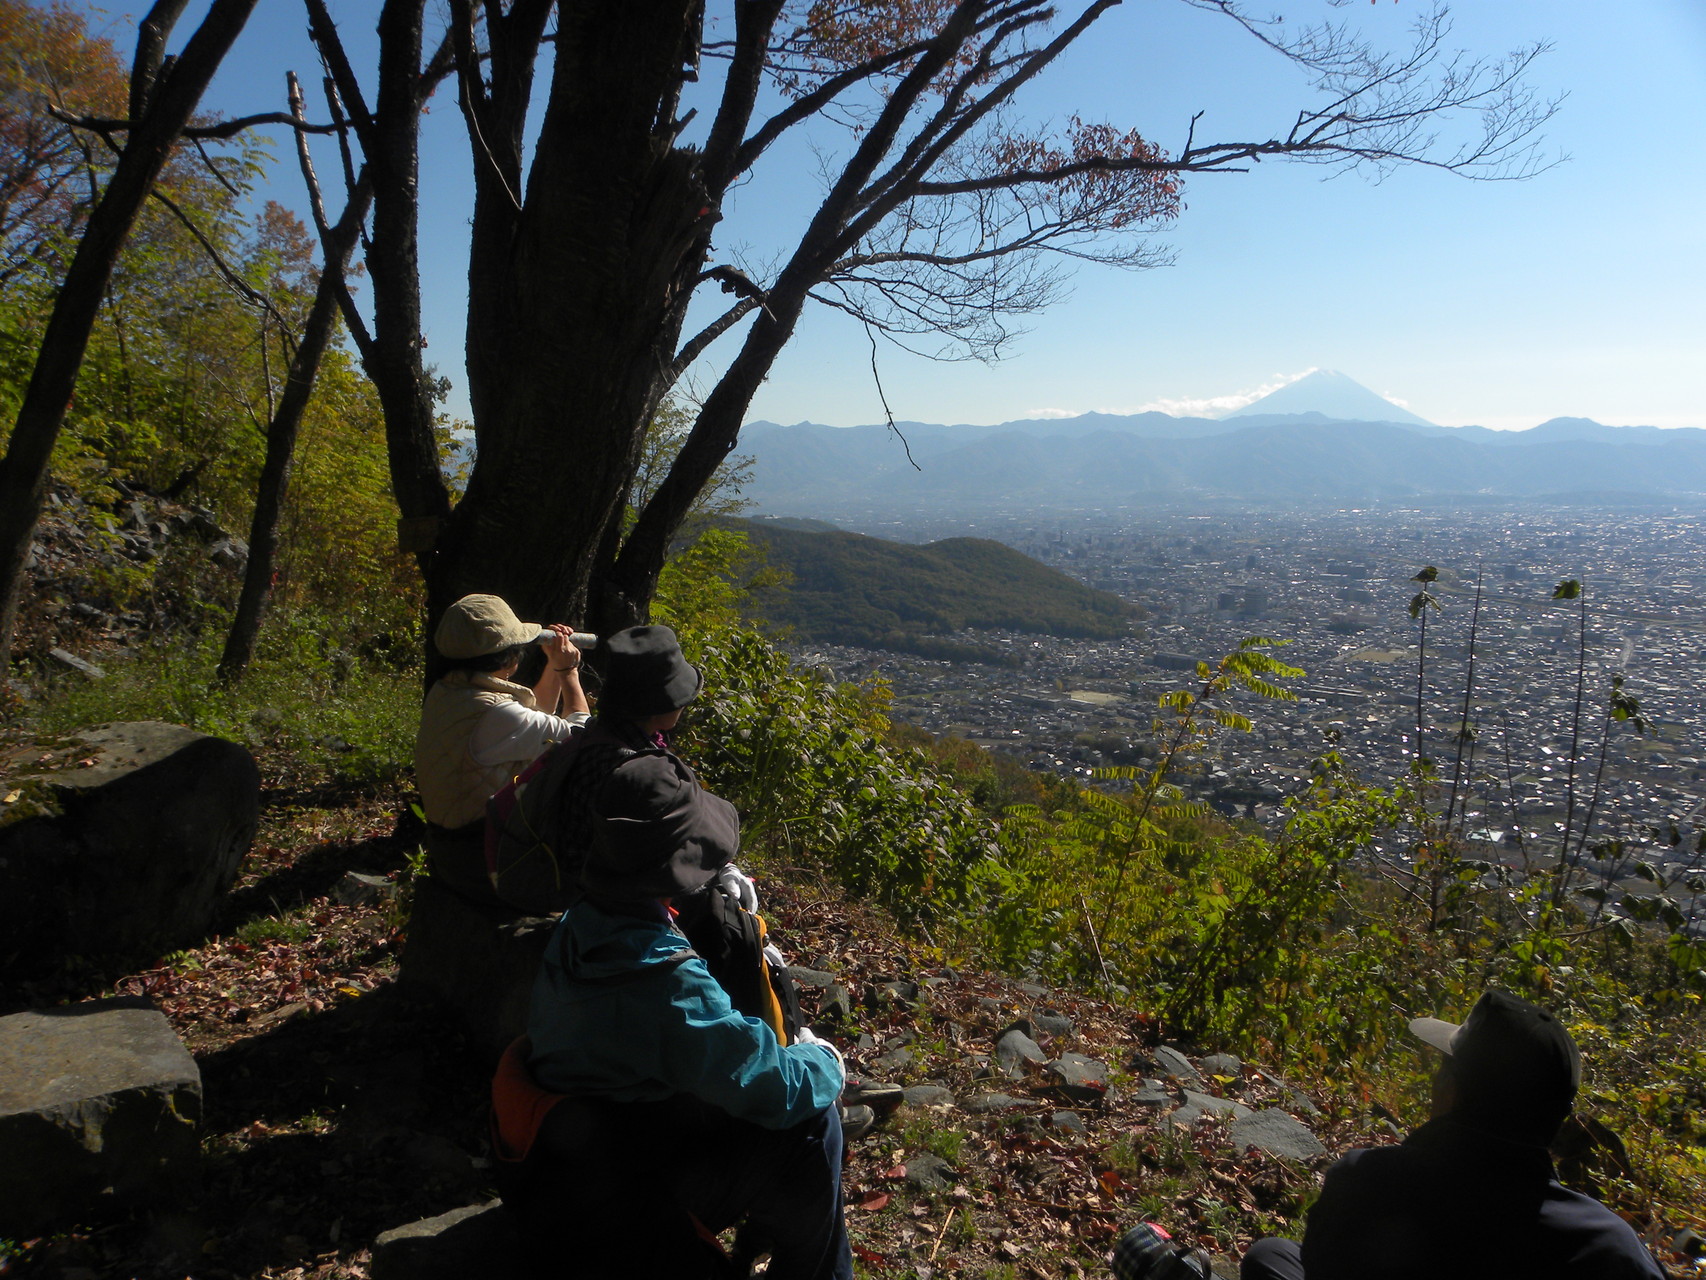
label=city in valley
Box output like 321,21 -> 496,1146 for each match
781,502 -> 1706,908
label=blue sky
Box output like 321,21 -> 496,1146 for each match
74,2 -> 1706,431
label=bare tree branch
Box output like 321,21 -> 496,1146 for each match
667,296 -> 762,387
50,108 -> 342,139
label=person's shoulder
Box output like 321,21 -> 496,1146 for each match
1545,1186 -> 1666,1278
1324,1137 -> 1412,1179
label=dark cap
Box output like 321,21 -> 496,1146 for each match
596,626 -> 702,718
582,753 -> 738,900
1409,989 -> 1582,1143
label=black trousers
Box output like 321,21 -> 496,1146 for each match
1242,1238 -> 1305,1280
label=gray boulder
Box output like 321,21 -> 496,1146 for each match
903,1084 -> 957,1109
0,998 -> 200,1239
47,648 -> 105,680
1031,1011 -> 1075,1038
1130,1078 -> 1174,1106
871,1045 -> 914,1075
398,876 -> 557,1059
1046,1052 -> 1110,1103
334,871 -> 397,908
0,723 -> 258,972
372,1201 -> 522,1280
994,1026 -> 1045,1079
1200,1053 -> 1244,1079
1229,1108 -> 1327,1161
1151,1045 -> 1203,1084
786,966 -> 838,989
1166,1089 -> 1254,1128
903,1153 -> 958,1191
1050,1110 -> 1087,1135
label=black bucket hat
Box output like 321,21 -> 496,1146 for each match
582,752 -> 738,900
596,625 -> 702,718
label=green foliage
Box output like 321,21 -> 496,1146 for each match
678,627 -> 1002,926
235,914 -> 315,946
34,615 -> 420,790
653,527 -> 783,635
0,0 -> 129,285
984,640 -> 1326,1027
274,344 -> 419,633
0,56 -> 414,647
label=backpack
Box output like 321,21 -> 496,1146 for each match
483,724 -> 638,916
677,888 -> 804,1047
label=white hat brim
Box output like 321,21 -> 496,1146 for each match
1408,1015 -> 1461,1054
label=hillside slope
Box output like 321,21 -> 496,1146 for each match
728,518 -> 1136,661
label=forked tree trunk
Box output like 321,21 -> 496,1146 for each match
432,0 -> 710,635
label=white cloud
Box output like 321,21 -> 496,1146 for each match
1023,407 -> 1079,418
1129,368 -> 1320,419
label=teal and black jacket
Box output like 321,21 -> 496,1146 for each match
526,898 -> 841,1130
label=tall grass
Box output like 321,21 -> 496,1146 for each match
29,610 -> 420,791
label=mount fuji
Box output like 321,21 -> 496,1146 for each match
1222,369 -> 1435,427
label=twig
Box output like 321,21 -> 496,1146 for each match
862,317 -> 920,471
1078,892 -> 1113,991
1444,565 -> 1483,833
928,1207 -> 957,1262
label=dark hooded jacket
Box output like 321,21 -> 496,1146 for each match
1301,1118 -> 1664,1280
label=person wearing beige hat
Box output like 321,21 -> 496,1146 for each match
414,593 -> 591,903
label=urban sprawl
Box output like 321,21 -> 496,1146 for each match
788,505 -> 1706,925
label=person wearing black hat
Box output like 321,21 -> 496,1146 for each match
545,624 -> 761,915
514,750 -> 853,1280
1240,990 -> 1664,1280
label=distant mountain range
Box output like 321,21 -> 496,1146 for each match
724,518 -> 1135,663
737,387 -> 1706,515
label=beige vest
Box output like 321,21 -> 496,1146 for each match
415,672 -> 539,829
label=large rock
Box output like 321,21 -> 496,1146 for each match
0,723 -> 258,973
372,1201 -> 523,1280
994,1025 -> 1046,1079
1150,1045 -> 1203,1084
0,998 -> 201,1239
399,876 -> 557,1058
1228,1108 -> 1326,1162
1166,1089 -> 1254,1129
1045,1052 -> 1109,1103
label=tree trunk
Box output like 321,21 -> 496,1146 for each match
431,0 -> 709,635
216,182 -> 373,685
0,0 -> 259,670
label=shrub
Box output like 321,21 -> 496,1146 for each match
679,628 -> 1003,926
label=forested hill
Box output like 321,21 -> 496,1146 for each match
725,518 -> 1135,663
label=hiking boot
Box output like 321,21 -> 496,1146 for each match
842,1078 -> 905,1115
840,1104 -> 878,1141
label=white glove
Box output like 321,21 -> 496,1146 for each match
794,1026 -> 846,1078
716,862 -> 759,914
762,942 -> 787,970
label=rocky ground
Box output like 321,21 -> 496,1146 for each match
4,739 -> 1695,1280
